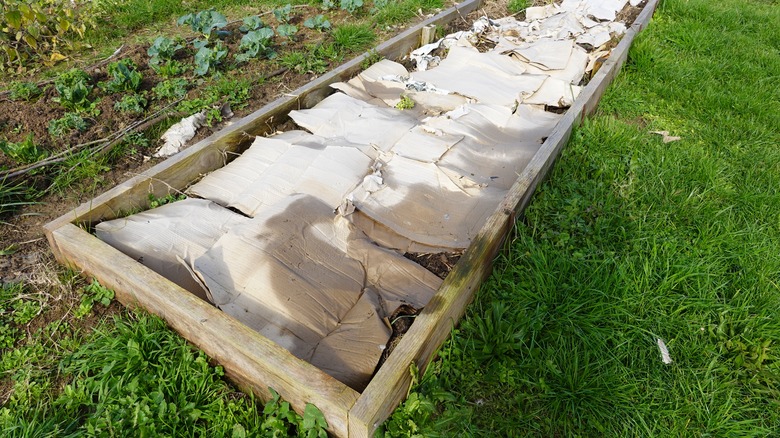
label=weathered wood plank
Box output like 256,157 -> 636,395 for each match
347,1 -> 661,436
50,223 -> 358,437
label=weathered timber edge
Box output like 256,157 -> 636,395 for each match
42,1 -> 484,437
347,0 -> 661,436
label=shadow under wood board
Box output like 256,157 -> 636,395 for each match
43,0 -> 660,436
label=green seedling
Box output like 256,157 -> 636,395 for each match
273,4 -> 293,23
48,113 -> 88,138
340,0 -> 364,14
153,78 -> 189,100
303,15 -> 331,31
177,9 -> 228,40
114,93 -> 147,113
276,24 -> 298,39
147,36 -> 185,67
0,134 -> 46,164
235,28 -> 276,62
395,95 -> 415,110
101,59 -> 142,93
52,69 -> 94,113
8,81 -> 42,101
193,40 -> 228,76
239,16 -> 265,33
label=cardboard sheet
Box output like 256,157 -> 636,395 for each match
344,155 -> 507,252
289,93 -> 418,153
95,198 -> 248,301
187,132 -> 372,214
194,194 -> 441,390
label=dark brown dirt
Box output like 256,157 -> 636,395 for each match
405,252 -> 462,279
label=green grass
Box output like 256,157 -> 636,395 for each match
4,0 -> 779,436
378,0 -> 780,435
332,23 -> 377,52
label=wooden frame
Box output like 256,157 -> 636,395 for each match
44,1 -> 660,436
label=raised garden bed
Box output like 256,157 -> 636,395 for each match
43,0 -> 660,436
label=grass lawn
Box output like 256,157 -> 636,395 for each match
2,0 -> 780,436
382,0 -> 780,435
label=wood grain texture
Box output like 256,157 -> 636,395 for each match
348,1 -> 661,436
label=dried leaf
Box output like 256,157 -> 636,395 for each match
650,130 -> 682,143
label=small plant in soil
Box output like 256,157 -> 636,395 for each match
100,59 -> 143,93
239,16 -> 265,33
114,93 -> 148,114
395,95 -> 415,110
153,78 -> 189,100
147,36 -> 185,68
304,14 -> 331,31
0,134 -> 46,164
52,69 -> 96,114
154,60 -> 189,77
235,28 -> 276,63
74,279 -> 114,319
8,81 -> 42,101
193,40 -> 228,76
508,0 -> 530,14
48,113 -> 88,138
340,0 -> 364,14
273,4 -> 294,23
177,9 -> 228,41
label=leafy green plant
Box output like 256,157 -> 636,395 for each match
260,388 -> 328,437
0,323 -> 19,350
48,113 -> 88,138
0,134 -> 46,164
395,95 -> 415,110
177,9 -> 228,40
193,40 -> 228,76
101,59 -> 143,93
147,36 -> 185,67
303,15 -> 331,31
273,4 -> 293,23
148,192 -> 186,209
153,78 -> 189,100
340,0 -> 364,14
371,0 -> 389,13
8,81 -> 42,101
74,279 -> 114,319
508,0 -> 529,14
114,93 -> 147,113
154,60 -> 188,77
277,24 -> 298,39
360,49 -> 382,69
239,15 -> 265,33
0,0 -> 95,72
52,69 -> 95,113
12,299 -> 41,325
235,28 -> 276,63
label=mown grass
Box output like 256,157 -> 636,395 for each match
3,0 -> 779,436
379,0 -> 780,435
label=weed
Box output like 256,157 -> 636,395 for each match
114,93 -> 148,114
508,0 -> 529,14
50,149 -> 110,193
360,49 -> 382,69
333,24 -> 376,52
48,113 -> 88,138
0,177 -> 37,217
74,279 -> 114,319
148,192 -> 186,209
8,81 -> 42,101
152,78 -> 189,100
395,95 -> 415,110
0,134 -> 46,164
100,59 -> 143,93
153,60 -> 189,77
